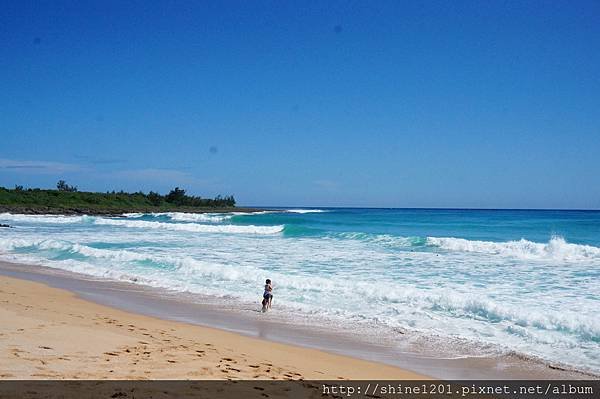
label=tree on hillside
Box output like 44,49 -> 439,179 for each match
147,191 -> 163,206
224,195 -> 236,207
166,187 -> 186,206
56,180 -> 78,192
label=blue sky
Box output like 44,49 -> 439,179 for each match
1,1 -> 599,208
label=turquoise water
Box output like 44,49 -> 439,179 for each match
1,208 -> 599,372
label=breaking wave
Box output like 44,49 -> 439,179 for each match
0,213 -> 90,224
427,236 -> 600,261
138,212 -> 230,223
286,209 -> 327,214
93,217 -> 284,235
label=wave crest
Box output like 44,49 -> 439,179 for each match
93,218 -> 284,235
0,213 -> 90,224
427,236 -> 600,261
286,209 -> 327,214
135,212 -> 231,223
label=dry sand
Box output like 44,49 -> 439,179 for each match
0,275 -> 426,380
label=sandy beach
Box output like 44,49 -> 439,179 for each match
0,273 -> 425,380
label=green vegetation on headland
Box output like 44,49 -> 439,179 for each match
0,181 -> 255,215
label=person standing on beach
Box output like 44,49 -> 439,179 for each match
262,279 -> 273,312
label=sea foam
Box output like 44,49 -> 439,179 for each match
0,213 -> 90,224
286,209 -> 327,213
427,236 -> 600,261
93,217 -> 284,234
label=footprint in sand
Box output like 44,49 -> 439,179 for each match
10,349 -> 23,357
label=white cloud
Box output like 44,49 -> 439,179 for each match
0,158 -> 84,174
0,158 -> 214,192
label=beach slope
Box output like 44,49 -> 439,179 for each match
0,275 -> 424,380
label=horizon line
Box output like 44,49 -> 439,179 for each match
246,205 -> 600,212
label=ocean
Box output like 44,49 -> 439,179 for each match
1,208 -> 599,374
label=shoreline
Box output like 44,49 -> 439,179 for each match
0,260 -> 592,380
0,206 -> 272,217
0,265 -> 424,380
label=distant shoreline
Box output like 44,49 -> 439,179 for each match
0,205 -> 271,217
0,184 -> 249,216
